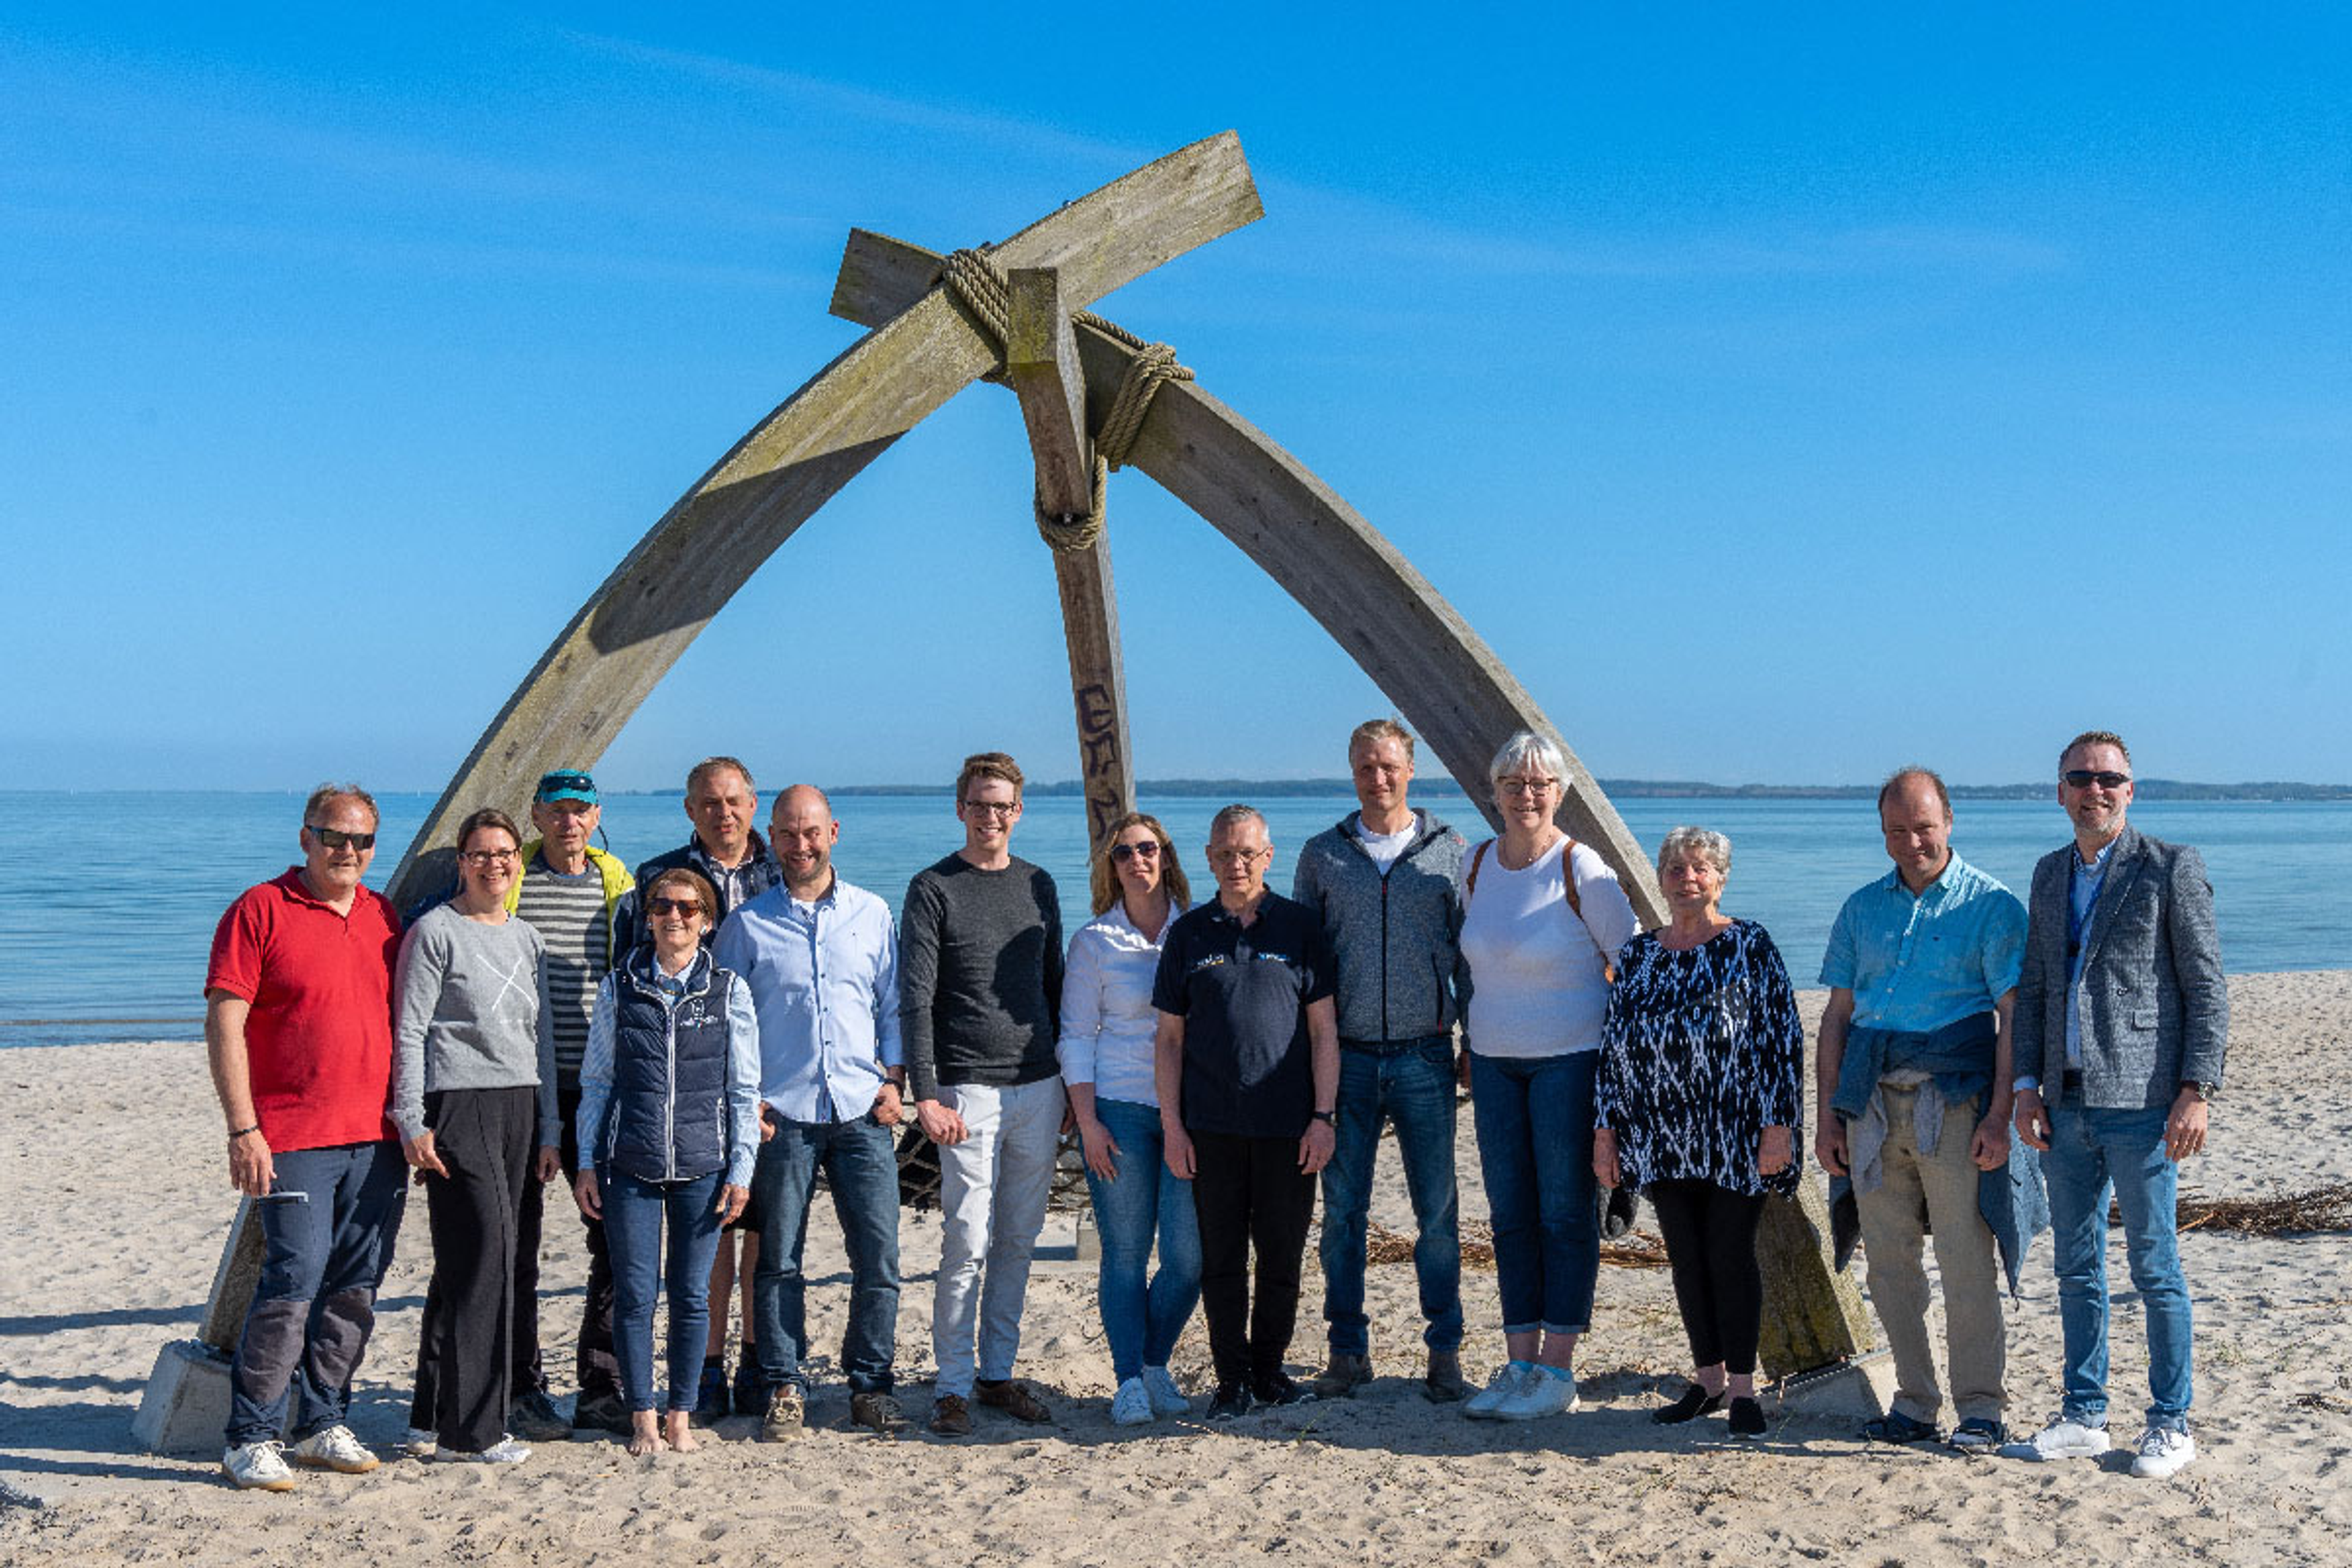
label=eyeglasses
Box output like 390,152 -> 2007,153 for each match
1208,846 -> 1269,867
1495,777 -> 1559,797
646,897 -> 704,918
307,826 -> 376,851
459,848 -> 519,867
2063,769 -> 2132,790
962,799 -> 1020,818
1109,840 -> 1162,863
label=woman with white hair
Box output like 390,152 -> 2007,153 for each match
1593,826 -> 1803,1439
1456,730 -> 1639,1421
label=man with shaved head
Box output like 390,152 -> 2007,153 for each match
714,786 -> 908,1438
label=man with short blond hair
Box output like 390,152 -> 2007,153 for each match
900,751 -> 1066,1435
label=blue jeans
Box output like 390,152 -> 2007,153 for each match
603,1167 -> 725,1414
1469,1050 -> 1599,1336
752,1112 -> 902,1396
1319,1039 -> 1463,1355
227,1140 -> 408,1446
2045,1100 -> 2193,1430
1083,1096 -> 1202,1383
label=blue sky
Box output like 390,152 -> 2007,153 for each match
4,4 -> 2346,794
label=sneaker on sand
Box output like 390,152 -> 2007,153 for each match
1464,1362 -> 1534,1420
975,1378 -> 1053,1423
927,1394 -> 971,1438
2130,1425 -> 2196,1480
509,1389 -> 570,1442
1110,1378 -> 1156,1426
1141,1365 -> 1190,1419
435,1435 -> 529,1464
1252,1372 -> 1312,1408
1948,1417 -> 2007,1453
571,1391 -> 631,1437
691,1361 -> 729,1428
222,1440 -> 296,1492
1494,1366 -> 1580,1420
1727,1396 -> 1768,1440
2024,1415 -> 2111,1461
732,1361 -> 766,1418
1205,1382 -> 1254,1422
761,1384 -> 806,1442
1312,1352 -> 1373,1399
287,1425 -> 378,1474
399,1427 -> 438,1460
849,1391 -> 908,1434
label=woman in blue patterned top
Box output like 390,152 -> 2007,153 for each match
1594,826 -> 1803,1439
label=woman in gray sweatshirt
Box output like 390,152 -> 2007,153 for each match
391,807 -> 557,1463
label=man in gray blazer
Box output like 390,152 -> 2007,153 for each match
2013,729 -> 2226,1480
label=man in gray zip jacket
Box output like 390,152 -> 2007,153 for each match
1291,719 -> 1473,1401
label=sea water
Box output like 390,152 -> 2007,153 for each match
1,790 -> 2342,1047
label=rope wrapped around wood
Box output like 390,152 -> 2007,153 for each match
938,247 -> 1195,552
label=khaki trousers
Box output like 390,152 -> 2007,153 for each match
1855,1085 -> 2006,1424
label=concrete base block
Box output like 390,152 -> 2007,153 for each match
1072,1205 -> 1101,1262
1769,1351 -> 1896,1420
132,1339 -> 235,1457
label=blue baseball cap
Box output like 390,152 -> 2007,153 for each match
535,769 -> 600,805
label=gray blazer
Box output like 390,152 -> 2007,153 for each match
2015,824 -> 2228,1109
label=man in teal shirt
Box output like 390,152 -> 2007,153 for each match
1816,767 -> 2025,1452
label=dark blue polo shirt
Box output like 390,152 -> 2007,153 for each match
1152,891 -> 1334,1139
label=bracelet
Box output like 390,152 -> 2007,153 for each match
228,1125 -> 261,1143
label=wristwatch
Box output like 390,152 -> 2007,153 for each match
2180,1080 -> 2215,1101
1310,1110 -> 1337,1126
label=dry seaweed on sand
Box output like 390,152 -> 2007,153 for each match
2164,1181 -> 2352,1236
1365,1219 -> 1670,1270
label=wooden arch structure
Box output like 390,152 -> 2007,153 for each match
374,132 -> 1880,1398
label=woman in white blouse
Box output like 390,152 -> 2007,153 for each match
1058,812 -> 1200,1425
1457,731 -> 1639,1423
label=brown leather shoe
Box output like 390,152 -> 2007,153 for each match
927,1394 -> 971,1437
760,1384 -> 805,1442
1313,1352 -> 1373,1398
1424,1350 -> 1472,1403
974,1378 -> 1053,1423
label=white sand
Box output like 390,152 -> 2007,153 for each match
4,972 -> 2348,1567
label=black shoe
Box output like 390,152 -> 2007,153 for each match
571,1390 -> 631,1436
692,1361 -> 729,1428
1653,1385 -> 1725,1425
1252,1373 -> 1311,1408
731,1361 -> 766,1418
510,1387 -> 570,1442
1861,1409 -> 1942,1445
1205,1382 -> 1254,1422
1728,1396 -> 1766,1439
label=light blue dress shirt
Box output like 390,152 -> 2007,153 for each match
713,876 -> 902,1126
2061,834 -> 2120,1071
1820,851 -> 2026,1033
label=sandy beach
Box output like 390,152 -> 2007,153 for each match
3,971 -> 2347,1567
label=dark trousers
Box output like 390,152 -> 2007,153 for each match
1646,1178 -> 1767,1376
413,1086 -> 533,1453
1190,1128 -> 1317,1389
226,1140 -> 407,1446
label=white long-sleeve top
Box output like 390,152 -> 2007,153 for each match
1055,899 -> 1185,1107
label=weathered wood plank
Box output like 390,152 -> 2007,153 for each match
1052,540 -> 1137,859
1006,266 -> 1092,521
387,132 -> 1262,905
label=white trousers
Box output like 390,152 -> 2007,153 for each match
932,1076 -> 1065,1396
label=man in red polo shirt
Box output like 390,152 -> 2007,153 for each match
205,783 -> 409,1491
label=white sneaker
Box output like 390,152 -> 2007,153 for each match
222,1440 -> 296,1492
1494,1365 -> 1580,1420
2024,1415 -> 2111,1461
1110,1378 -> 1155,1426
399,1427 -> 438,1459
1464,1362 -> 1532,1420
287,1425 -> 379,1474
2129,1425 -> 2196,1479
435,1434 -> 530,1464
1141,1366 -> 1190,1419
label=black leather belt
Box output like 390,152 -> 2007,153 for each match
1340,1034 -> 1451,1057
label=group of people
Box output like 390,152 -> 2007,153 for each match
202,723 -> 2225,1493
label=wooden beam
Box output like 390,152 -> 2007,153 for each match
1052,541 -> 1137,858
385,133 -> 1261,906
1005,266 -> 1093,521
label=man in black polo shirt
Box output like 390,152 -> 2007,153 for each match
1153,804 -> 1339,1420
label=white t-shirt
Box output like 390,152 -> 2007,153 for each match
1458,840 -> 1638,1058
1354,814 -> 1417,871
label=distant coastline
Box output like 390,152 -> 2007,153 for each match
822,777 -> 2352,803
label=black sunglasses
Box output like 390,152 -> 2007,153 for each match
1109,840 -> 1163,863
306,826 -> 376,851
2062,770 -> 2132,790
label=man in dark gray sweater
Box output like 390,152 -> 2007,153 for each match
1291,720 -> 1471,1403
900,752 -> 1065,1436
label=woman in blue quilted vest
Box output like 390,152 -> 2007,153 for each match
575,867 -> 760,1455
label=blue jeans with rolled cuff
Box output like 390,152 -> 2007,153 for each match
1319,1037 -> 1463,1357
751,1110 -> 903,1397
2045,1099 -> 2194,1431
1469,1049 -> 1599,1337
603,1167 -> 725,1414
226,1139 -> 408,1446
1082,1096 -> 1202,1384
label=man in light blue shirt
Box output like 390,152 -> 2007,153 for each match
1816,767 -> 2026,1452
713,785 -> 907,1439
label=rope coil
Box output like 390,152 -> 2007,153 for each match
938,247 -> 1194,552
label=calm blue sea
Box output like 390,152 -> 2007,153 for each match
1,791 -> 2342,1048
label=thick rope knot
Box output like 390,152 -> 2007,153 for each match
937,248 -> 1194,553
